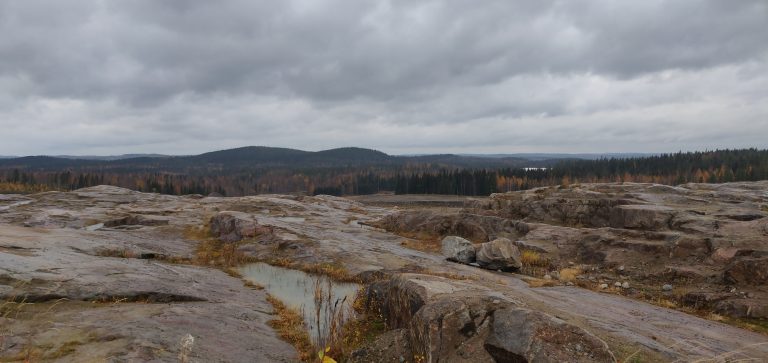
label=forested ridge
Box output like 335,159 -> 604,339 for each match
1,148 -> 766,196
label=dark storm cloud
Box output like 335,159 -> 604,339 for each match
0,0 -> 766,154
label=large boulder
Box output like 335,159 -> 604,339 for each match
361,273 -> 615,363
409,295 -> 499,362
367,274 -> 481,329
442,236 -> 476,264
209,211 -> 272,242
723,257 -> 768,285
485,307 -> 616,362
476,238 -> 522,271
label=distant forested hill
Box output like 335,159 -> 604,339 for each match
0,147 -> 766,196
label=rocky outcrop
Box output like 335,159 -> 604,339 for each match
470,182 -> 768,320
485,307 -> 616,362
609,205 -> 676,230
476,238 -> 522,271
348,329 -> 413,363
209,211 -> 273,242
441,235 -> 476,264
723,257 -> 768,285
376,210 -> 529,242
477,187 -> 625,227
104,214 -> 170,227
361,274 -> 615,362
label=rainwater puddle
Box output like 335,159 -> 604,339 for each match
239,262 -> 359,345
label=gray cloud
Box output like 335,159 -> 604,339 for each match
0,0 -> 766,155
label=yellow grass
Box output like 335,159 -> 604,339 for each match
266,294 -> 315,362
520,250 -> 549,267
558,268 -> 581,282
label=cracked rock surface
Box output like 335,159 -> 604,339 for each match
1,184 -> 767,362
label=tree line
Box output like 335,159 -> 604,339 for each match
1,149 -> 767,196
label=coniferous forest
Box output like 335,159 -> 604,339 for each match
1,148 -> 767,196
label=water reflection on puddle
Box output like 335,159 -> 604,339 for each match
239,262 -> 359,344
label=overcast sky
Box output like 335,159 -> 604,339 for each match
1,0 -> 767,156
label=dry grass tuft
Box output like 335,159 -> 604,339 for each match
397,236 -> 442,254
525,278 -> 559,288
558,268 -> 581,282
1,287 -> 74,361
520,250 -> 549,267
259,258 -> 360,283
302,262 -> 358,283
266,294 -> 315,362
267,282 -> 388,363
194,239 -> 257,268
94,248 -> 137,259
338,291 -> 387,355
243,280 -> 264,290
519,249 -> 551,277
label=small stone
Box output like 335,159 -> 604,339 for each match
544,274 -> 552,280
618,265 -> 625,271
662,284 -> 673,291
566,282 -> 574,286
469,262 -> 480,267
621,282 -> 630,289
614,282 -> 622,287
599,283 -> 609,289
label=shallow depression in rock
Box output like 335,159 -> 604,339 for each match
238,262 -> 360,344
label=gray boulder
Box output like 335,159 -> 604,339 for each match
441,235 -> 476,264
362,273 -> 615,362
476,238 -> 522,270
485,307 -> 616,362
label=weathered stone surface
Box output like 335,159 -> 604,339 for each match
476,238 -> 522,270
609,205 -> 676,230
485,307 -> 615,363
349,329 -> 413,363
104,214 -> 170,227
469,182 -> 768,321
209,211 -> 272,242
376,210 -> 529,242
710,247 -> 740,264
409,295 -> 498,362
3,184 -> 768,361
368,273 -> 481,329
723,257 -> 768,285
670,236 -> 712,258
714,299 -> 768,319
366,273 -> 615,363
441,235 -> 476,264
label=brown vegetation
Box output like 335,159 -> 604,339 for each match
266,294 -> 315,362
